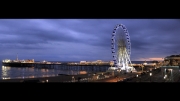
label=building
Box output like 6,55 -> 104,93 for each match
79,60 -> 112,65
2,59 -> 11,63
163,55 -> 180,66
80,61 -> 87,64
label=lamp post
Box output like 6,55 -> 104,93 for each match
93,73 -> 95,82
88,73 -> 91,82
136,75 -> 139,82
169,69 -> 173,82
150,73 -> 152,82
164,74 -> 167,82
72,76 -> 75,82
117,69 -> 121,81
101,73 -> 103,79
150,68 -> 152,72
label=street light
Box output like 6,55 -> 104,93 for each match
88,73 -> 91,82
136,75 -> 141,82
117,69 -> 121,81
72,76 -> 75,82
101,73 -> 104,79
164,74 -> 167,82
150,73 -> 152,82
169,69 -> 173,82
150,73 -> 152,76
93,73 -> 95,81
150,68 -> 152,72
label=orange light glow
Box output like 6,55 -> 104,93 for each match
149,58 -> 164,61
139,58 -> 163,61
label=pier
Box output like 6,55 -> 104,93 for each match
2,62 -> 111,72
2,58 -> 163,74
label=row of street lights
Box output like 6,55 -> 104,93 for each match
136,72 -> 152,82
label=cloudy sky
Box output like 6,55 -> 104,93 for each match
0,19 -> 179,61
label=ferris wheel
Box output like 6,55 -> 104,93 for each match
111,24 -> 134,72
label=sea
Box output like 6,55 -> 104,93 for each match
0,61 -> 149,80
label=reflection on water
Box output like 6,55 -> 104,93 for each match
2,66 -> 10,79
0,61 -> 110,80
0,65 -> 88,80
2,77 -> 11,79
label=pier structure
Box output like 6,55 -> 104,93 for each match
2,60 -> 111,72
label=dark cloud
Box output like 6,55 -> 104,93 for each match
0,19 -> 179,61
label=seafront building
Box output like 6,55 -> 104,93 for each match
159,54 -> 180,82
163,55 -> 180,66
80,60 -> 113,65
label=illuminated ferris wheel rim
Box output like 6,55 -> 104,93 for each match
111,24 -> 131,66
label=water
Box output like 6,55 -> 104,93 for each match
0,62 -> 81,80
0,61 -> 146,80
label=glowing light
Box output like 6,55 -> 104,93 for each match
2,77 -> 10,79
150,73 -> 152,76
139,58 -> 164,61
2,59 -> 11,63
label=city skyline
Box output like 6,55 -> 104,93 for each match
0,19 -> 180,61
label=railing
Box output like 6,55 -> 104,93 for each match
62,76 -> 111,83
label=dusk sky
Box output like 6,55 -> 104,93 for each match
0,19 -> 180,61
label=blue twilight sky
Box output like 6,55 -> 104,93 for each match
0,19 -> 180,61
